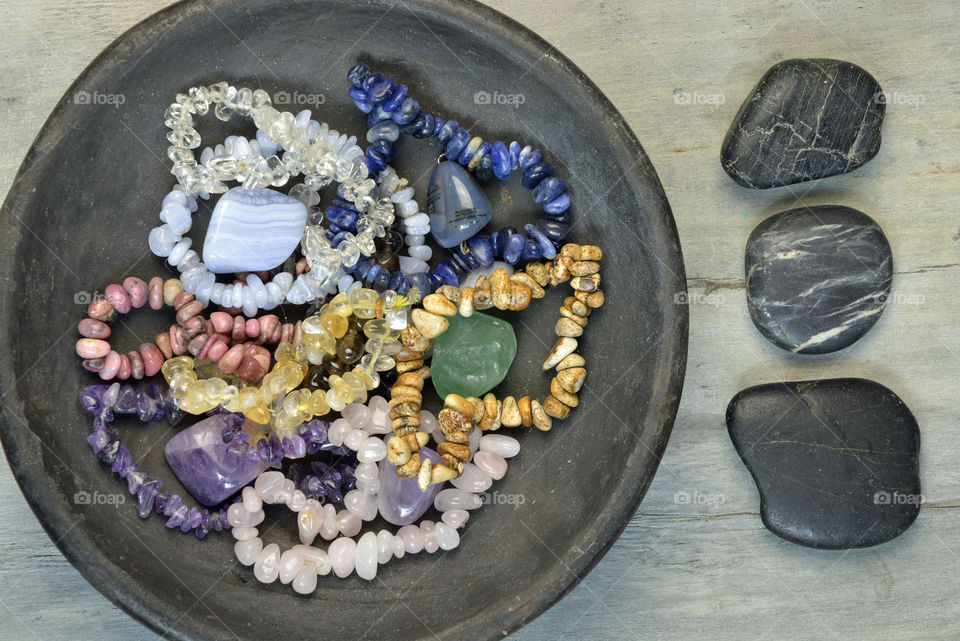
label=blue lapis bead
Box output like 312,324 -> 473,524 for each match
401,114 -> 425,135
521,161 -> 553,189
412,112 -> 435,138
522,238 -> 542,261
477,155 -> 494,183
355,258 -> 375,279
347,63 -> 370,88
445,128 -> 471,160
364,264 -> 383,286
388,270 -> 404,291
326,205 -> 350,223
472,141 -> 491,165
373,270 -> 391,292
467,234 -> 495,266
503,230 -> 525,264
366,77 -> 395,104
327,224 -> 345,237
437,119 -> 458,145
396,278 -> 411,296
432,117 -> 446,138
536,219 -> 570,244
520,149 -> 542,171
491,231 -> 503,257
490,141 -> 511,179
544,192 -> 571,215
509,141 -> 521,170
392,98 -> 419,125
349,86 -> 373,113
544,210 -> 570,223
433,261 -> 459,286
525,223 -> 557,259
330,231 -> 348,247
449,249 -> 473,273
381,84 -> 407,112
364,149 -> 387,174
367,120 -> 400,142
367,104 -> 393,126
456,137 -> 481,165
338,207 -> 360,229
371,140 -> 396,161
362,72 -> 384,92
533,177 -> 566,204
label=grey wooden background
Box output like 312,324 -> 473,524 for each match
2,1 -> 959,639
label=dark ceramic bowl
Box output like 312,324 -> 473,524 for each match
0,1 -> 687,640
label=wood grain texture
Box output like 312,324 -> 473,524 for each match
2,1 -> 959,639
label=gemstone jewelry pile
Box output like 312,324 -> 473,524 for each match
76,66 -> 606,592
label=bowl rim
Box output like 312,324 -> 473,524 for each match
0,0 -> 688,639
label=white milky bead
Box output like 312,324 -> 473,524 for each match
420,520 -> 440,553
404,223 -> 431,236
298,499 -> 323,545
393,536 -> 406,559
319,503 -> 339,541
246,274 -> 269,309
451,463 -> 492,493
337,508 -> 363,536
273,271 -> 294,291
355,478 -> 380,494
390,187 -> 414,203
398,200 -> 419,217
231,526 -> 258,541
167,238 -> 193,267
342,402 -> 371,428
398,256 -> 429,274
194,272 -> 215,306
355,462 -> 379,483
328,418 -> 351,446
264,282 -> 283,307
227,502 -> 264,527
376,530 -> 394,564
234,537 -> 263,566
435,522 -> 461,550
344,428 -> 369,451
479,434 -> 521,458
408,245 -> 432,261
357,436 -> 387,463
275,478 -> 296,505
278,548 -> 305,584
434,488 -> 483,512
345,489 -> 378,521
286,489 -> 307,512
403,212 -> 428,228
292,566 -> 318,594
442,509 -> 470,529
329,537 -> 357,578
220,286 -> 234,309
254,471 -> 286,503
397,524 -> 423,554
210,283 -> 225,305
242,486 -> 262,512
242,287 -> 257,317
148,224 -> 178,256
160,202 -> 192,234
233,136 -> 252,156
295,544 -> 332,576
337,275 -> 355,293
405,234 -> 425,246
163,189 -> 188,208
367,396 -> 391,432
253,543 -> 281,583
355,531 -> 379,580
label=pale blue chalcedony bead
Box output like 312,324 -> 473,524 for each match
427,161 -> 492,248
202,186 -> 308,273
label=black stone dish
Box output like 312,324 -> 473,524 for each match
0,1 -> 688,640
727,379 -> 921,549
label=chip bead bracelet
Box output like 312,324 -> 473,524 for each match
232,429 -> 519,588
385,243 -> 603,484
76,276 -> 297,383
80,382 -> 232,538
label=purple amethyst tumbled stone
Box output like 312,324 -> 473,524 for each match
377,447 -> 444,526
164,413 -> 268,506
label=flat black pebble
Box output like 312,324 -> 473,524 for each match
721,58 -> 885,188
727,378 -> 921,549
746,205 -> 892,354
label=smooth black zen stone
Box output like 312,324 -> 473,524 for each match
746,205 -> 892,354
727,378 -> 921,550
721,58 -> 885,188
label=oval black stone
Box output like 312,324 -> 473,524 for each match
726,378 -> 921,549
745,205 -> 892,354
721,58 -> 885,189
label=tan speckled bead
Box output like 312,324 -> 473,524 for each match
531,399 -> 552,431
518,396 -> 533,427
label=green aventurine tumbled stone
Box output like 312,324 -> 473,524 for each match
431,312 -> 517,400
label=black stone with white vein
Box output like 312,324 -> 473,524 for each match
727,378 -> 921,549
721,59 -> 885,189
745,205 -> 892,354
